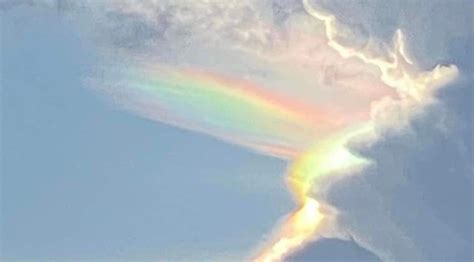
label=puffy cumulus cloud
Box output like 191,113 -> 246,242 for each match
51,1 -> 472,260
320,97 -> 473,261
291,1 -> 473,261
3,0 -> 471,261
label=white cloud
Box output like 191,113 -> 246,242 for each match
5,0 -> 470,260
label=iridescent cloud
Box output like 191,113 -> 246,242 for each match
91,1 -> 458,261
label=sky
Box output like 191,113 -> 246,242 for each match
1,6 -> 294,261
1,1 -> 472,261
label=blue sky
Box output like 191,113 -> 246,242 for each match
1,6 -> 295,260
1,1 -> 472,261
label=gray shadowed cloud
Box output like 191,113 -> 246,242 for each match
2,0 -> 471,261
293,72 -> 472,261
326,93 -> 472,260
286,238 -> 381,262
291,0 -> 473,261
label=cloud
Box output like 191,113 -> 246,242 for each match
291,1 -> 473,261
83,0 -> 402,161
318,90 -> 473,261
287,238 -> 381,262
4,0 -> 470,261
79,1 -> 470,260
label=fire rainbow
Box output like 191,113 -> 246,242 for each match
99,1 -> 459,261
